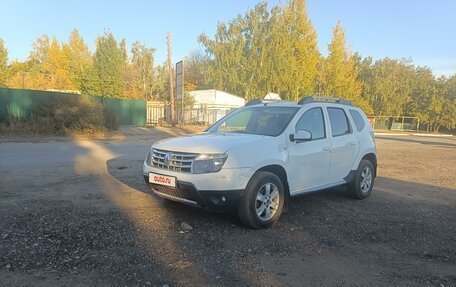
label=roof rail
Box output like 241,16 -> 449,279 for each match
298,96 -> 353,106
245,98 -> 282,106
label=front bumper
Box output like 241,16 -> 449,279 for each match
143,161 -> 254,190
143,175 -> 244,211
142,162 -> 253,211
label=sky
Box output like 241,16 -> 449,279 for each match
0,0 -> 455,76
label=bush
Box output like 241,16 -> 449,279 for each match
4,95 -> 118,136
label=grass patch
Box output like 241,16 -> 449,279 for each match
1,95 -> 118,136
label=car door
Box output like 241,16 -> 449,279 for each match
287,107 -> 332,193
326,106 -> 359,181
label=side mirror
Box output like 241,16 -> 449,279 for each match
290,130 -> 312,142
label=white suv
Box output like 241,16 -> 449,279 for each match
143,96 -> 377,228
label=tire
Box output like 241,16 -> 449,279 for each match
348,159 -> 375,199
238,171 -> 285,229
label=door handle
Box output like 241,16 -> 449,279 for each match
322,146 -> 331,152
349,142 -> 356,146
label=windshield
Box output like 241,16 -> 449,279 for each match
207,106 -> 299,136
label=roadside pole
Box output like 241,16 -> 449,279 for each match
167,33 -> 175,125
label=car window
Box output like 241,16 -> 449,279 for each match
207,107 -> 298,136
218,109 -> 252,133
349,109 -> 365,132
327,107 -> 351,137
295,108 -> 325,140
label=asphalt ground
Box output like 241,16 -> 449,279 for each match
0,128 -> 455,286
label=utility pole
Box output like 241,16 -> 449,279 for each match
167,32 -> 175,125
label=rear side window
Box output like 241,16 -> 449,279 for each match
349,109 -> 366,132
295,108 -> 325,140
327,107 -> 351,137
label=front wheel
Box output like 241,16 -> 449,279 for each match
348,159 -> 375,199
238,171 -> 285,229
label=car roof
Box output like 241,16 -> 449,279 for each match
245,101 -> 300,108
244,96 -> 355,109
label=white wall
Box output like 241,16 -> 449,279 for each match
189,89 -> 245,108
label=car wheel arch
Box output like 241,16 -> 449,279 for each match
361,153 -> 377,176
256,164 -> 290,198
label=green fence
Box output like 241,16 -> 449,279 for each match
0,88 -> 146,126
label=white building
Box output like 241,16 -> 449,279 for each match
189,89 -> 245,108
185,89 -> 245,124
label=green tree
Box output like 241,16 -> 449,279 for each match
152,63 -> 170,101
357,57 -> 415,116
411,67 -> 442,131
93,31 -> 127,98
441,75 -> 456,131
199,12 -> 250,98
199,0 -> 320,101
0,39 -> 8,87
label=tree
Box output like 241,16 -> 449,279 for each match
321,22 -> 371,113
199,0 -> 320,101
184,50 -> 211,91
130,41 -> 155,100
8,34 -> 74,90
356,57 -> 415,116
441,75 -> 456,131
29,35 -> 50,65
279,0 -> 320,100
0,39 -> 8,87
46,37 -> 73,90
63,29 -> 92,91
93,31 -> 127,98
151,62 -> 170,101
411,67 -> 441,131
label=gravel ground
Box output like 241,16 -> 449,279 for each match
0,128 -> 455,286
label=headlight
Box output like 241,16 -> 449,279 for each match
192,153 -> 228,174
146,148 -> 153,165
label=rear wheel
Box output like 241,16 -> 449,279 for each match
348,159 -> 375,199
238,171 -> 285,229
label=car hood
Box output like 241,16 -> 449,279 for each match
152,132 -> 267,154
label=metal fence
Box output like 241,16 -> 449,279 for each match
368,116 -> 420,132
178,107 -> 234,125
146,101 -> 237,126
146,101 -> 167,125
0,87 -> 147,126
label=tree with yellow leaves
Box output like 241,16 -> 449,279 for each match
320,22 -> 372,113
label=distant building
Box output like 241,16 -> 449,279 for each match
185,89 -> 245,124
189,89 -> 245,109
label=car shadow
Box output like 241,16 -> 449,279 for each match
106,155 -> 242,224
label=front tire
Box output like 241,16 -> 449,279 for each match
348,159 -> 375,199
238,171 -> 285,229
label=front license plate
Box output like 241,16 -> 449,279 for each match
149,172 -> 176,187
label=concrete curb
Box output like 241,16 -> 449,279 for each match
412,133 -> 453,137
374,133 -> 409,136
374,132 -> 453,137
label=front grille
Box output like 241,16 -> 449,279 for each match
151,149 -> 197,173
151,183 -> 198,201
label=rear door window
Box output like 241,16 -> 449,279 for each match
327,107 -> 351,137
349,109 -> 366,132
